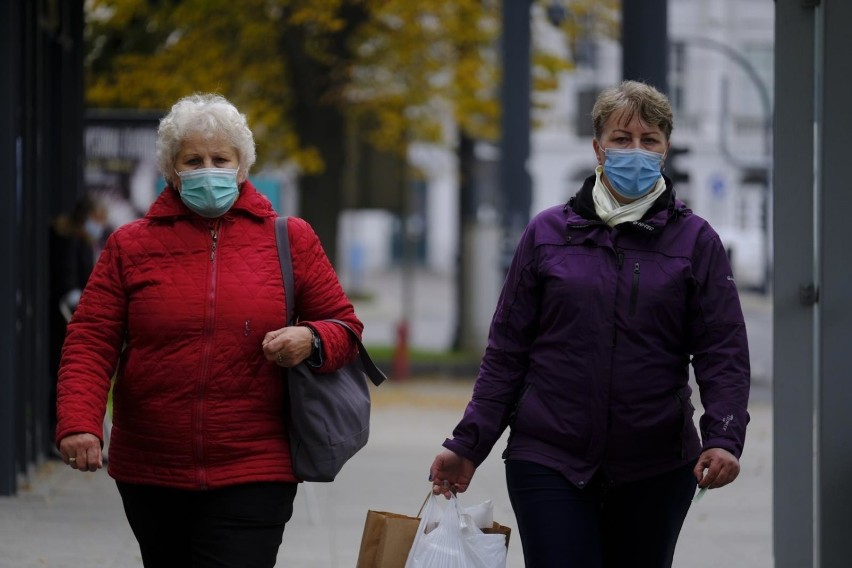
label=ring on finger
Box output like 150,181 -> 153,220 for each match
276,353 -> 284,365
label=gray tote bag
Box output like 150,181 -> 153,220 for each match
275,217 -> 386,482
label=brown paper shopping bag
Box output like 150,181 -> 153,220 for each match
355,510 -> 420,568
484,521 -> 512,549
355,498 -> 512,568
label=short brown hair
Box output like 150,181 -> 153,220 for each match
592,80 -> 673,140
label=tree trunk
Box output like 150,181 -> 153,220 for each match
279,5 -> 369,268
452,131 -> 476,352
293,108 -> 347,268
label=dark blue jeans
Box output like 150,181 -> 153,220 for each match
116,481 -> 297,568
505,460 -> 697,568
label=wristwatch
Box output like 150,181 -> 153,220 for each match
305,326 -> 323,368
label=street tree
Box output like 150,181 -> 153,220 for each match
84,0 -> 617,266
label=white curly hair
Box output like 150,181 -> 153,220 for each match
156,93 -> 257,186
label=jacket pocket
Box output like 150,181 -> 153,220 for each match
674,386 -> 696,458
501,383 -> 533,459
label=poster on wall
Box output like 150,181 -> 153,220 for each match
85,109 -> 162,230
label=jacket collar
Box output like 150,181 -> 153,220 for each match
145,179 -> 276,221
564,174 -> 689,234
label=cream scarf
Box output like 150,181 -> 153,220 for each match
592,165 -> 667,227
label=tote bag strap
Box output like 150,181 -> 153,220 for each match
325,319 -> 386,386
274,217 -> 296,325
274,217 -> 386,387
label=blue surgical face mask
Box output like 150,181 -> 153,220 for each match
603,148 -> 664,199
176,168 -> 240,218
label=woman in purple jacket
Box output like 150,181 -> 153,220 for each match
428,80 -> 750,567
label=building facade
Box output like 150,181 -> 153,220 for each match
337,0 -> 775,349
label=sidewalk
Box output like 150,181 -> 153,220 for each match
0,379 -> 772,568
1,268 -> 771,567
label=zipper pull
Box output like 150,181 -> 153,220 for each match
629,261 -> 641,316
209,221 -> 219,262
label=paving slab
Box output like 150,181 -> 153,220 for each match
0,379 -> 772,568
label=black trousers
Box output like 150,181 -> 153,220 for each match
116,481 -> 298,568
506,460 -> 697,568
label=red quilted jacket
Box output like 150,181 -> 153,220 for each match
55,181 -> 362,489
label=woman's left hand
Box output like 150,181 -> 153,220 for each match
693,447 -> 740,489
59,433 -> 103,472
262,326 -> 313,367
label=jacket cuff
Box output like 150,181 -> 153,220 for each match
701,437 -> 743,460
442,438 -> 487,467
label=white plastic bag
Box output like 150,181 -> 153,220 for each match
404,495 -> 507,568
462,499 -> 494,530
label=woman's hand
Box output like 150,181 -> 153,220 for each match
262,326 -> 313,367
59,433 -> 103,472
693,447 -> 740,489
429,449 -> 476,498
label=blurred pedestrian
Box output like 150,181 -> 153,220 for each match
48,193 -> 108,449
55,93 -> 363,568
428,80 -> 750,568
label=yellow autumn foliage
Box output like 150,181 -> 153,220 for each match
85,0 -> 618,172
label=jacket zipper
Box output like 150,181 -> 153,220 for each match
210,225 -> 218,261
629,262 -> 640,316
194,221 -> 221,487
612,249 -> 625,347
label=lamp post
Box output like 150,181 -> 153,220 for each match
684,37 -> 772,160
498,0 -> 534,274
683,36 -> 773,294
622,0 -> 669,93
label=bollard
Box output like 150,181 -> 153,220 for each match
392,320 -> 410,380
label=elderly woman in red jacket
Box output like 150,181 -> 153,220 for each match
55,93 -> 362,568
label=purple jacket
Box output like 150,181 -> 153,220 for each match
444,176 -> 750,487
